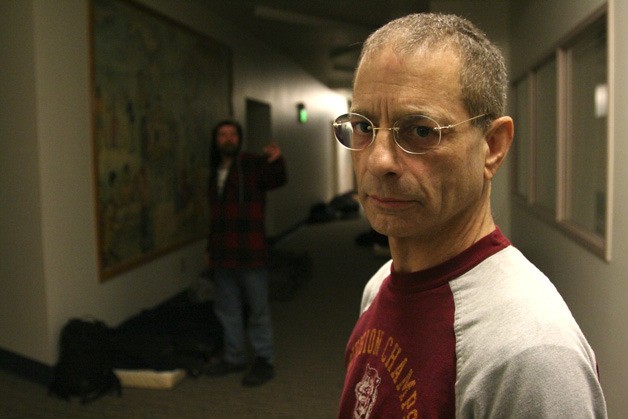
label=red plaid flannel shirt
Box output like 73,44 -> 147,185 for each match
207,152 -> 287,269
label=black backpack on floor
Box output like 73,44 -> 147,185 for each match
49,318 -> 122,403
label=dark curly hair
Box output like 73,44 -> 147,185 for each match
209,119 -> 243,180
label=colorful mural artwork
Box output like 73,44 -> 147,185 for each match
91,0 -> 232,280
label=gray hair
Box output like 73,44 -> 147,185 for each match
357,13 -> 508,127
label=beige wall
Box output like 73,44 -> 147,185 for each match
509,0 -> 627,417
0,1 -> 51,364
0,0 -> 347,366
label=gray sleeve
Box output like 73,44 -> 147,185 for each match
359,260 -> 392,314
457,345 -> 607,418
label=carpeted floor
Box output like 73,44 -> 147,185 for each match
0,217 -> 387,418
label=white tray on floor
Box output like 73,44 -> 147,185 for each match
114,368 -> 187,389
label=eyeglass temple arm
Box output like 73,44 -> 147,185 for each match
435,113 -> 488,131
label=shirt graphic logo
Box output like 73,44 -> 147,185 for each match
353,364 -> 381,419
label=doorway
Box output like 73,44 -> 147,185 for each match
245,98 -> 272,153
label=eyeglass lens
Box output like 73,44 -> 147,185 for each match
333,113 -> 442,153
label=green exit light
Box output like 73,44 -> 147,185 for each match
297,103 -> 307,123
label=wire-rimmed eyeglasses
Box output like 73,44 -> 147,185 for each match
332,113 -> 488,155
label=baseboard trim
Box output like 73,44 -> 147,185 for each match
0,221 -> 310,387
0,290 -> 197,387
0,347 -> 52,385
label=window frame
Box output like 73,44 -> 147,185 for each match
511,4 -> 613,261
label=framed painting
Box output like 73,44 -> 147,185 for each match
90,0 -> 232,280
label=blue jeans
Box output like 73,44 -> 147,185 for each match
213,268 -> 275,364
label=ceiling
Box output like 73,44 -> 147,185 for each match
205,0 -> 430,94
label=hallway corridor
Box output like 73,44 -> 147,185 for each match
0,217 -> 386,418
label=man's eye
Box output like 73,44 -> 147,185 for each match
412,125 -> 433,138
354,122 -> 373,134
401,124 -> 433,139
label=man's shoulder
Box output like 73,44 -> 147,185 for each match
452,245 -> 597,375
360,260 -> 392,313
239,152 -> 285,167
239,152 -> 261,162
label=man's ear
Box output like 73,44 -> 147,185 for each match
484,116 -> 514,180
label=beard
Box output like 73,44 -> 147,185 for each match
218,142 -> 239,157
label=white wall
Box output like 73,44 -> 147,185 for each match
0,0 -> 347,366
509,0 -> 627,417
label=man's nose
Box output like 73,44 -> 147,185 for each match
367,128 -> 401,175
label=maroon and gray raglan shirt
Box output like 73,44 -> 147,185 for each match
339,228 -> 607,418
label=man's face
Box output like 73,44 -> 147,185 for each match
216,124 -> 240,157
350,47 -> 490,243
